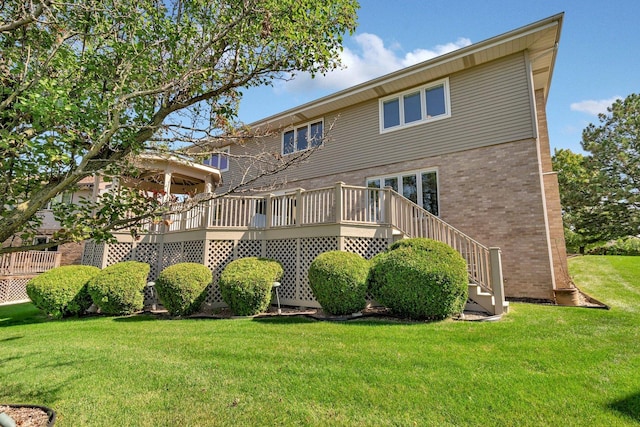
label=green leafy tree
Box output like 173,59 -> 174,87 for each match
0,0 -> 358,253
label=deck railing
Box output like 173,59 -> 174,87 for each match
138,182 -> 497,291
0,251 -> 62,276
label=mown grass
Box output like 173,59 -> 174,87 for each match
1,256 -> 639,426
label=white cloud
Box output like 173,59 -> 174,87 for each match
570,96 -> 622,116
275,34 -> 472,94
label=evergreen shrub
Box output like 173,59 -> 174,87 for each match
308,251 -> 369,315
368,238 -> 468,319
88,261 -> 150,315
219,257 -> 283,316
26,265 -> 100,318
156,263 -> 212,315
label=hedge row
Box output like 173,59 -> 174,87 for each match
28,238 -> 467,320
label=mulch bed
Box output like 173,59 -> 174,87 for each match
0,405 -> 53,427
143,305 -> 499,322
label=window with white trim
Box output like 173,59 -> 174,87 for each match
44,192 -> 73,210
367,170 -> 439,216
379,78 -> 450,132
203,146 -> 230,171
282,120 -> 323,155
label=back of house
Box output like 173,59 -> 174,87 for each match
211,13 -> 569,301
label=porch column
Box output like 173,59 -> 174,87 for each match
162,171 -> 172,203
204,175 -> 214,193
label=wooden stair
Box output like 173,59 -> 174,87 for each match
466,283 -> 509,315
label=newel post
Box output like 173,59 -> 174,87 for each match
8,252 -> 16,275
334,182 -> 344,224
383,186 -> 393,225
489,247 -> 506,315
54,252 -> 62,268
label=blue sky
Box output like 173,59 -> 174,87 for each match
237,0 -> 640,153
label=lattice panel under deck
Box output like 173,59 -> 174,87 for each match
238,240 -> 262,259
106,242 -> 133,266
266,239 -> 297,302
299,237 -> 339,302
82,241 -> 95,266
205,240 -> 235,305
0,276 -> 32,303
136,243 -> 160,281
92,244 -> 105,268
344,237 -> 390,260
162,242 -> 183,271
183,240 -> 205,264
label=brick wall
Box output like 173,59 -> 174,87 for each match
279,138 -> 558,300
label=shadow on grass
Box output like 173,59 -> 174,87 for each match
0,373 -> 74,407
609,392 -> 640,422
112,314 -> 165,323
252,316 -> 317,325
0,335 -> 24,342
0,303 -> 49,327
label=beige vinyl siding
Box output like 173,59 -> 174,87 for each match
220,52 -> 534,192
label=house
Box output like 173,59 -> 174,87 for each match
80,13 -> 569,314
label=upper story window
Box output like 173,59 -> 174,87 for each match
379,78 -> 450,133
282,120 -> 323,155
203,146 -> 230,172
44,192 -> 73,210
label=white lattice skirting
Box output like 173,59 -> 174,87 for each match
0,275 -> 35,305
83,236 -> 391,309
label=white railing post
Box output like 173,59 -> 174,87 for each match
334,182 -> 344,224
265,194 -> 273,229
203,197 -> 212,228
489,247 -> 506,315
295,188 -> 303,227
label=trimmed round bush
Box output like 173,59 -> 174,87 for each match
26,265 -> 100,318
155,263 -> 212,316
368,239 -> 468,319
87,261 -> 150,315
308,251 -> 369,315
219,257 -> 283,316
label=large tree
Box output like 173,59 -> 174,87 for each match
552,148 -> 602,253
553,93 -> 640,252
581,93 -> 640,239
0,0 -> 359,253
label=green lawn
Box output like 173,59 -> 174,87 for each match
1,256 -> 639,426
